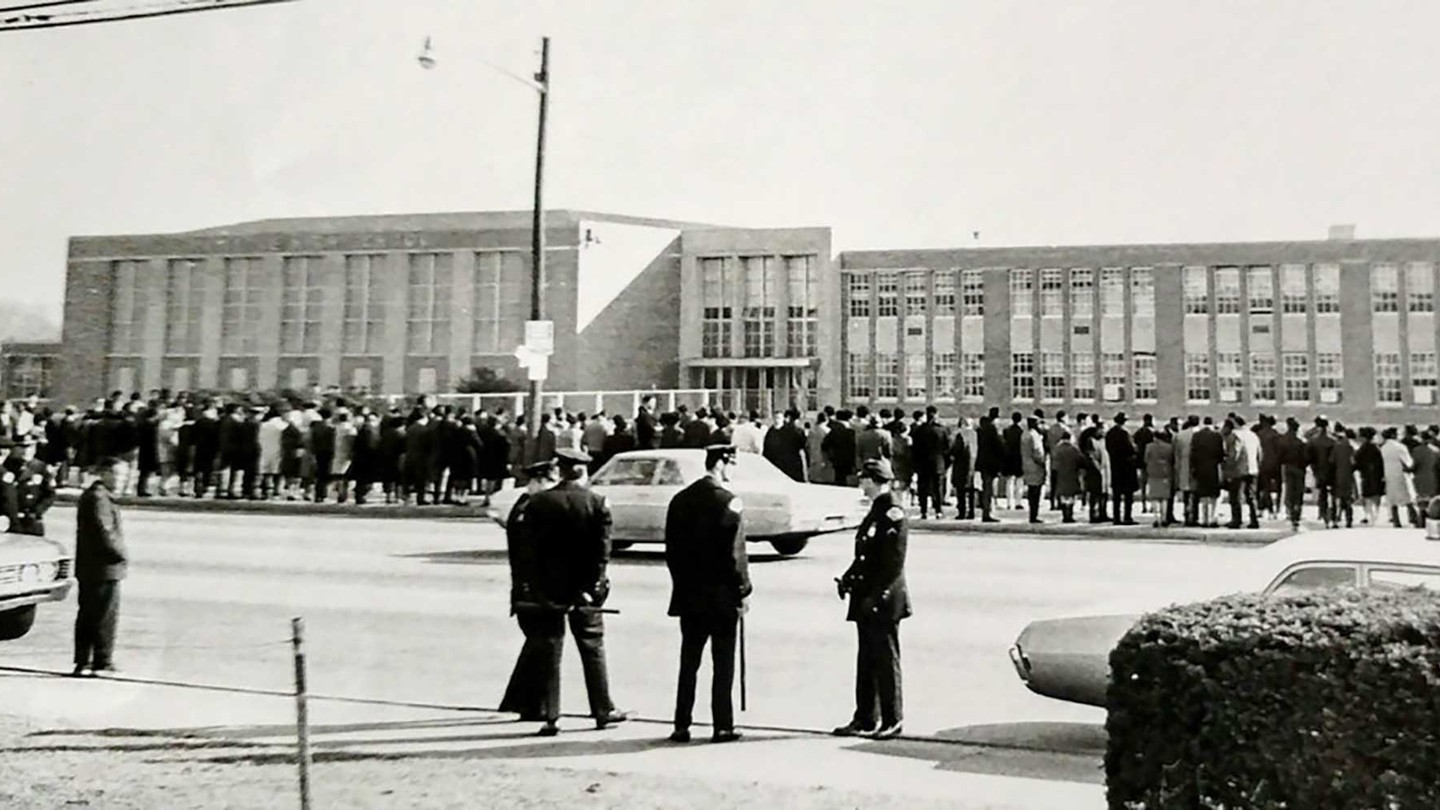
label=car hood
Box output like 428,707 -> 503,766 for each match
0,534 -> 68,564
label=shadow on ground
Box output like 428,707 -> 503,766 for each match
848,722 -> 1106,785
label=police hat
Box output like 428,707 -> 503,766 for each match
524,458 -> 557,477
860,458 -> 894,482
555,447 -> 591,466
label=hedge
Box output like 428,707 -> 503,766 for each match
1105,587 -> 1440,809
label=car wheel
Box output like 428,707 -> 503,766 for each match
769,536 -> 809,556
0,605 -> 37,641
612,541 -> 635,551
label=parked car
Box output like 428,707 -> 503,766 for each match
486,449 -> 869,555
1009,529 -> 1440,708
0,532 -> 74,640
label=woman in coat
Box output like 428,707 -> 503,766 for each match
1020,418 -> 1047,523
1143,431 -> 1175,528
1354,426 -> 1386,526
1331,428 -> 1358,528
1050,431 -> 1093,524
1379,427 -> 1417,527
889,422 -> 913,508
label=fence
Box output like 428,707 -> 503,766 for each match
376,388 -> 718,418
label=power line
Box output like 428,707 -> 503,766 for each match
0,0 -> 298,31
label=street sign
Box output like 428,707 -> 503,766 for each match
525,320 -> 554,355
526,355 -> 548,381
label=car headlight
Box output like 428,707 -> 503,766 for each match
18,564 -> 41,583
37,561 -> 58,581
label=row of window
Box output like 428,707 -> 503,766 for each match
846,270 -> 985,319
1011,267 -> 1156,319
848,352 -> 985,401
701,255 -> 818,358
111,364 -> 441,398
109,253 -> 530,359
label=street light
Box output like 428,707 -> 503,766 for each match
417,36 -> 550,444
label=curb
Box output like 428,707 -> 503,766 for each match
913,518 -> 1289,545
52,490 -> 491,521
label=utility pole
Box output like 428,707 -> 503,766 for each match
528,36 -> 550,441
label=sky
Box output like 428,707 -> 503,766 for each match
5,0 -> 1440,325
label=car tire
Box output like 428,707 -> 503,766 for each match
612,541 -> 635,551
769,536 -> 809,556
0,605 -> 37,641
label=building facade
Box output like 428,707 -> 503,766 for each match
840,236 -> 1440,424
0,341 -> 59,400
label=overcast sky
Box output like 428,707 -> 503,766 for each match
5,0 -> 1440,322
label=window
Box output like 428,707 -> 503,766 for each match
1407,262 -> 1435,313
847,352 -> 872,398
1040,269 -> 1064,318
1368,569 -> 1440,592
1100,268 -> 1124,316
472,251 -> 523,354
1214,267 -> 1241,314
1316,353 -> 1343,402
1247,266 -> 1274,314
1280,264 -> 1307,313
786,256 -> 818,357
1182,266 -> 1208,314
406,253 -> 452,355
933,352 -> 955,399
875,272 -> 899,317
933,273 -> 956,315
1009,269 -> 1033,317
1069,268 -> 1094,321
592,457 -> 662,486
1101,352 -> 1126,401
1217,352 -> 1243,401
1250,352 -> 1276,403
110,260 -> 149,355
228,366 -> 248,391
847,273 -> 871,318
4,355 -> 51,399
351,367 -> 372,393
1132,353 -> 1157,401
961,270 -> 984,316
1282,352 -> 1310,404
281,256 -> 324,355
875,352 -> 899,399
904,271 -> 928,317
1267,565 -> 1358,596
904,352 -> 926,399
742,256 -> 777,357
164,259 -> 205,355
960,353 -> 985,400
701,257 -> 733,358
1314,264 -> 1340,313
1376,352 -> 1403,403
1185,353 -> 1211,402
1071,351 -> 1095,401
417,367 -> 438,394
171,366 -> 191,394
1011,352 -> 1035,400
655,460 -> 688,487
221,257 -> 264,355
289,367 -> 309,391
1040,352 -> 1065,400
1411,351 -> 1437,401
1373,263 -> 1399,313
343,255 -> 387,355
1131,268 -> 1155,318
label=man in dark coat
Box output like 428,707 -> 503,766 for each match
659,412 -> 685,449
822,409 -> 858,487
909,406 -> 950,520
4,436 -> 54,536
635,395 -> 659,450
832,459 -> 911,740
190,405 -> 220,498
683,408 -> 714,449
351,413 -> 381,505
310,409 -> 337,503
1255,414 -> 1282,519
524,448 -> 629,736
402,409 -> 436,505
134,407 -> 159,497
1001,412 -> 1024,507
1132,415 -> 1155,516
1105,413 -> 1139,525
1277,417 -> 1310,530
1307,417 -> 1339,528
762,409 -> 808,482
73,457 -> 127,677
1050,431 -> 1094,524
499,459 -> 559,721
663,444 -> 752,744
1190,417 -> 1226,527
974,412 -> 1006,523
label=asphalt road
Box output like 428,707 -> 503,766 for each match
0,507 -> 1268,793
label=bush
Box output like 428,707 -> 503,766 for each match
1106,587 -> 1440,809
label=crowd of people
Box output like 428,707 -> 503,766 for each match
3,390 -> 1439,531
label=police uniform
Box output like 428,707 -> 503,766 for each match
523,447 -> 628,735
498,459 -> 556,719
3,437 -> 55,536
663,444 -> 752,743
834,459 -> 912,739
0,439 -> 19,532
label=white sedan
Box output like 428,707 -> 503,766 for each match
486,449 -> 869,555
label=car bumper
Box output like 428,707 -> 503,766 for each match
0,577 -> 74,613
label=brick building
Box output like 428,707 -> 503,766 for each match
840,233 -> 1440,424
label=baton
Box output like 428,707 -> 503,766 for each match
739,612 -> 747,712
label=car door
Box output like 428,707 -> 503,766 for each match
590,457 -> 662,542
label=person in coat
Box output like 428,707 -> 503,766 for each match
1410,429 -> 1440,520
1173,416 -> 1198,526
1105,413 -> 1139,525
1274,417 -> 1309,530
683,408 -> 715,451
190,405 -> 220,499
499,459 -> 559,721
3,436 -> 55,536
1000,413 -> 1024,509
1020,416 -> 1047,524
1190,417 -> 1225,528
888,422 -> 913,508
822,410 -> 858,487
524,448 -> 629,736
1221,419 -> 1260,531
762,409 -> 808,483
309,409 -> 337,503
1051,430 -> 1093,524
279,412 -> 304,500
1255,415 -> 1282,520
832,459 -> 911,740
663,443 -> 752,744
974,412 -> 1006,522
1355,427 -> 1386,526
634,395 -> 660,451
349,412 -> 381,505
378,414 -> 407,504
73,457 -> 127,677
1331,428 -> 1358,528
1143,430 -> 1175,527
949,418 -> 976,520
1379,427 -> 1417,527
257,408 -> 286,499
856,417 -> 892,466
659,412 -> 685,450
1306,417 -> 1339,528
134,407 -> 160,497
599,416 -> 636,472
402,410 -> 436,505
806,411 -> 834,485
909,407 -> 950,520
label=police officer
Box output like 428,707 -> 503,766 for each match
0,438 -> 18,532
663,443 -> 752,744
4,435 -> 55,536
833,458 -> 911,740
524,447 -> 629,736
499,458 -> 559,720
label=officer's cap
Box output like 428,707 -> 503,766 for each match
860,458 -> 894,482
524,459 -> 557,477
555,447 -> 591,466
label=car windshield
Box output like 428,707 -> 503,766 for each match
592,458 -> 661,486
728,453 -> 795,486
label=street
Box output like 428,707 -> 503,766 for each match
1,506 -> 1266,800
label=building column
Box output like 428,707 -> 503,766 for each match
450,250 -> 476,391
256,254 -> 284,390
197,257 -> 224,389
140,258 -> 167,392
984,270 -> 1012,403
383,251 -> 409,394
1340,260 -> 1375,410
1154,265 -> 1186,414
318,253 -> 345,388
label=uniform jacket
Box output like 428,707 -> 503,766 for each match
505,491 -> 537,612
527,479 -> 613,608
3,457 -> 54,531
910,420 -> 951,474
664,476 -> 752,619
762,422 -> 808,482
76,481 -> 127,582
841,491 -> 911,623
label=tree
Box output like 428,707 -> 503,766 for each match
455,366 -> 522,394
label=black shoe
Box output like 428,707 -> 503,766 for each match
595,710 -> 630,730
872,722 -> 904,740
832,722 -> 875,737
982,517 -> 1000,523
711,729 -> 742,743
536,721 -> 559,737
668,728 -> 691,743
